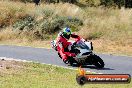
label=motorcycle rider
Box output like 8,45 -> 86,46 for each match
56,27 -> 81,64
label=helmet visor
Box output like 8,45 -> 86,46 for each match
66,31 -> 71,35
65,27 -> 71,35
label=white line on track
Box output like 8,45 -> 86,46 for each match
0,57 -> 103,74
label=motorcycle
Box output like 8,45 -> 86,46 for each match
51,39 -> 104,68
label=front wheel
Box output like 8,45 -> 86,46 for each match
92,55 -> 104,68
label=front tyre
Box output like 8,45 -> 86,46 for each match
93,55 -> 104,68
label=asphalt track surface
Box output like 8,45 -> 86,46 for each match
0,45 -> 132,75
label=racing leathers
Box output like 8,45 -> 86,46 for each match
56,32 -> 81,62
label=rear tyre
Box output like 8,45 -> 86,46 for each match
68,57 -> 81,67
76,62 -> 81,67
92,55 -> 104,68
63,59 -> 69,64
68,57 -> 76,66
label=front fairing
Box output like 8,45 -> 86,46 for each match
73,40 -> 92,59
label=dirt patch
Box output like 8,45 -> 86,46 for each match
0,58 -> 25,76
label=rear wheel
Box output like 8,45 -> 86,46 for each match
68,57 -> 80,66
68,57 -> 74,66
92,55 -> 104,68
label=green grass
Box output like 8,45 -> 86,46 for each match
0,61 -> 131,88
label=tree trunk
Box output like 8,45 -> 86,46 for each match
125,0 -> 132,8
57,0 -> 59,3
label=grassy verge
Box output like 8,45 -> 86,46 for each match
0,60 -> 132,88
0,40 -> 51,49
0,59 -> 131,88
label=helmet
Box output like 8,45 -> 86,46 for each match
63,27 -> 71,35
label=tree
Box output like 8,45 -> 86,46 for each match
33,0 -> 40,5
125,0 -> 132,8
100,0 -> 114,7
113,0 -> 124,9
100,0 -> 125,9
56,0 -> 77,3
56,0 -> 59,3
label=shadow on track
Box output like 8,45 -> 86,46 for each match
71,64 -> 114,70
81,65 -> 114,70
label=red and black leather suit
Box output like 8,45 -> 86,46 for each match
56,32 -> 81,62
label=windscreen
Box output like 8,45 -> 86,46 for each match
76,40 -> 89,50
